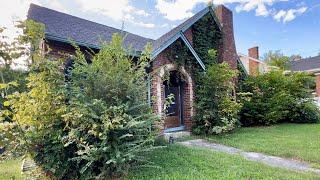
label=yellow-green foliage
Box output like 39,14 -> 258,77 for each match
1,34 -> 159,179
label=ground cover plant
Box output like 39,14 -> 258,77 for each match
207,123 -> 320,168
0,158 -> 24,179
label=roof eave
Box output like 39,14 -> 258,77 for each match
208,6 -> 222,32
179,31 -> 205,70
45,33 -> 142,57
151,7 -> 210,59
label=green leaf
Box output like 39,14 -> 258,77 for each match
3,101 -> 10,107
0,83 -> 8,89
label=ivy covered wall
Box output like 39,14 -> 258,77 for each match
164,12 -> 222,73
192,13 -> 222,65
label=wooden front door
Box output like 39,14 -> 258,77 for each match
164,71 -> 184,129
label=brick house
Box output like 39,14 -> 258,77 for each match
27,4 -> 239,133
239,46 -> 275,76
290,55 -> 320,101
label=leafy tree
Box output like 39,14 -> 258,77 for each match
263,50 -> 290,70
0,24 -> 32,130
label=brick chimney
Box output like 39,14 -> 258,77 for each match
248,46 -> 259,59
214,5 -> 238,70
248,46 -> 260,76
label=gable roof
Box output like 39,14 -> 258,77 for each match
290,55 -> 320,72
27,4 -> 222,69
27,3 -> 154,52
152,8 -> 210,52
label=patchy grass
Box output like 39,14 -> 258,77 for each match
127,145 -> 319,179
0,158 -> 24,180
1,144 -> 319,179
207,123 -> 320,167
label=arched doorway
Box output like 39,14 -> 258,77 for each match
163,71 -> 185,130
154,64 -> 194,132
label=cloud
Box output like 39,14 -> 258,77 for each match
75,0 -> 154,28
132,21 -> 155,28
122,13 -> 155,28
0,0 -> 47,69
0,0 -> 43,42
155,0 -> 289,21
273,7 -> 307,23
235,1 -> 270,16
155,0 -> 209,21
160,23 -> 169,28
0,0 -> 69,41
224,0 -> 289,17
47,0 -> 68,13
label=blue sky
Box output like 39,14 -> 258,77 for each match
1,0 -> 320,58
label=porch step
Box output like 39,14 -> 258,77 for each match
164,131 -> 190,142
21,158 -> 37,172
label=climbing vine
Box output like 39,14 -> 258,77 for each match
163,7 -> 241,135
237,60 -> 248,91
193,13 -> 222,65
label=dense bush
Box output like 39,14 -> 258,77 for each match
1,34 -> 159,179
288,100 -> 320,123
239,70 -> 319,126
192,50 -> 241,135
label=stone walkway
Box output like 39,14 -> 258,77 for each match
178,139 -> 320,175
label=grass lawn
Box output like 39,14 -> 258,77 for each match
1,145 -> 319,179
2,124 -> 319,179
207,123 -> 320,167
127,145 -> 319,179
0,158 -> 24,180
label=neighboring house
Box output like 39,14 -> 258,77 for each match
239,46 -> 274,76
290,55 -> 320,100
27,4 -> 239,133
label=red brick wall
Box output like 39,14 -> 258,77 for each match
248,47 -> 260,76
249,60 -> 259,76
45,41 -> 75,59
249,46 -> 259,59
214,5 -> 238,70
151,49 -> 194,131
184,27 -> 193,46
45,40 -> 96,60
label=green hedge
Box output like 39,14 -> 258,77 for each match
239,70 -> 320,126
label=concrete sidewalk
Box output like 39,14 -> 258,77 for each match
179,139 -> 320,175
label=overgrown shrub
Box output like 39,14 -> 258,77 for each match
192,50 -> 241,135
289,100 -> 320,123
240,70 -> 319,126
1,34 -> 159,179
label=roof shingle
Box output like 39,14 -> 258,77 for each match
28,4 -> 218,57
290,55 -> 320,72
27,3 -> 154,52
